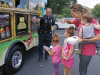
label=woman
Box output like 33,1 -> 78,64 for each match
62,4 -> 100,75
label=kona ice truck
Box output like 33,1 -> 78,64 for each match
0,0 -> 47,74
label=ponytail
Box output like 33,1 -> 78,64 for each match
52,33 -> 60,43
83,8 -> 88,12
65,26 -> 75,37
71,4 -> 88,13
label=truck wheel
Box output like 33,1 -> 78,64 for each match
4,45 -> 25,74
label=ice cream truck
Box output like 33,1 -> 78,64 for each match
0,0 -> 47,74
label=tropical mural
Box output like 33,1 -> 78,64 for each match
40,0 -> 47,17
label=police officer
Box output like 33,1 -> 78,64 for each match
32,8 -> 55,62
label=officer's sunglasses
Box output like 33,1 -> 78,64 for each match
47,12 -> 51,13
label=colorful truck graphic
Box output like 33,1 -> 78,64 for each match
0,0 -> 41,74
40,0 -> 47,17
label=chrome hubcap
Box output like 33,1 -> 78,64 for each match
12,51 -> 22,68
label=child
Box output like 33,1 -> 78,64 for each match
75,12 -> 100,55
45,33 -> 62,75
62,26 -> 75,75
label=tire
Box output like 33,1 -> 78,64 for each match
55,24 -> 58,30
4,45 -> 25,74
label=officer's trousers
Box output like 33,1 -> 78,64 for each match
38,33 -> 51,58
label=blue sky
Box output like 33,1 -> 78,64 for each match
30,0 -> 38,5
77,0 -> 100,9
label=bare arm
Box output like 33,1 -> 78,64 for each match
78,27 -> 82,38
66,20 -> 73,24
65,45 -> 75,60
94,24 -> 100,30
45,49 -> 54,56
79,34 -> 100,43
62,44 -> 64,59
62,19 -> 73,24
31,18 -> 40,22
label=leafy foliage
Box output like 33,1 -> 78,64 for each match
91,4 -> 100,19
46,0 -> 77,16
61,6 -> 72,17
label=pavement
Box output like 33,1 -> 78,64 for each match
4,30 -> 100,75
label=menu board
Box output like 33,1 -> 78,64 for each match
30,0 -> 38,11
0,12 -> 11,40
16,13 -> 28,36
31,15 -> 39,31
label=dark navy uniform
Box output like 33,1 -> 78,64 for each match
38,14 -> 55,59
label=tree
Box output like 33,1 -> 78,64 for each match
45,0 -> 77,19
91,4 -> 100,19
61,5 -> 72,17
34,5 -> 38,11
45,0 -> 77,15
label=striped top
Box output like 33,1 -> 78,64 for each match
73,18 -> 100,56
81,23 -> 95,38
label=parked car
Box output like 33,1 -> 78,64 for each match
55,18 -> 78,30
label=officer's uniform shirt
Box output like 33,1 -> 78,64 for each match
39,15 -> 55,31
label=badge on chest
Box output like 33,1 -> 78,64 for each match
45,19 -> 47,23
51,19 -> 52,22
